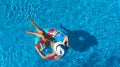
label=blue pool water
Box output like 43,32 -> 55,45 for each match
0,0 -> 120,67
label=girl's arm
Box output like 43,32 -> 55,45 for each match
34,45 -> 55,59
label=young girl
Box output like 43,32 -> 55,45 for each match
26,20 -> 69,60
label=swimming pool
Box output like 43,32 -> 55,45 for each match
0,0 -> 120,67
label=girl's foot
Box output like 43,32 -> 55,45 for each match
26,30 -> 32,34
30,20 -> 35,25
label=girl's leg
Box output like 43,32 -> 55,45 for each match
26,30 -> 49,42
30,20 -> 44,34
26,30 -> 44,38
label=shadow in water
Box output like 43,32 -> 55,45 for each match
60,24 -> 98,52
